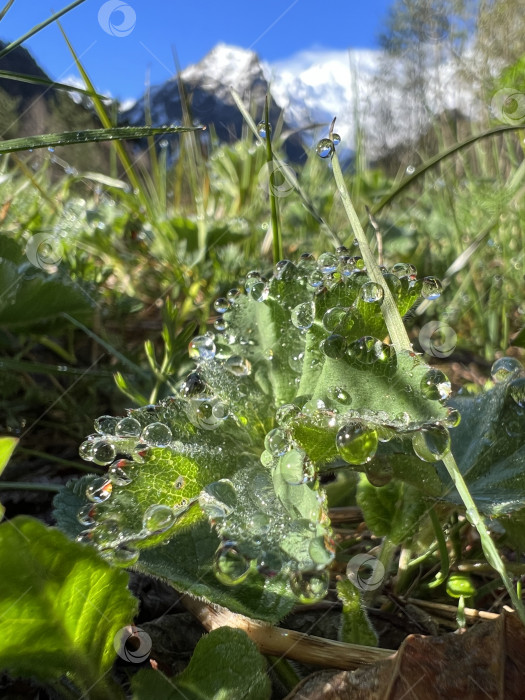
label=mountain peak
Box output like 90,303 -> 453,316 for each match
181,43 -> 265,91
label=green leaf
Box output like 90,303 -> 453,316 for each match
337,579 -> 378,647
0,516 -> 137,699
0,436 -> 17,519
437,380 -> 525,514
132,627 -> 270,700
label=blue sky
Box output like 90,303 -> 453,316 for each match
0,0 -> 394,101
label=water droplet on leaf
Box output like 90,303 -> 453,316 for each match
412,425 -> 450,462
225,355 -> 252,376
316,138 -> 335,159
490,357 -> 523,383
91,439 -> 116,466
290,570 -> 330,603
214,543 -> 251,585
115,417 -> 142,438
420,369 -> 451,401
141,422 -> 172,447
86,477 -> 113,503
143,504 -> 176,533
336,422 -> 378,465
264,428 -> 289,456
360,282 -> 384,303
291,301 -> 315,330
256,121 -> 271,139
421,276 -> 443,300
94,415 -> 118,435
279,448 -> 306,484
189,335 -> 216,361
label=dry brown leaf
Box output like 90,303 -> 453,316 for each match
285,610 -> 525,700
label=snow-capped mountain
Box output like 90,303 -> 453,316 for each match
122,42 -> 483,161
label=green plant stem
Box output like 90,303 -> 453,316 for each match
264,96 -> 282,263
441,450 -> 525,624
0,481 -> 62,493
267,656 -> 301,691
427,506 -> 450,588
330,146 -> 411,352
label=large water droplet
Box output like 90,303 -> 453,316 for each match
86,477 -> 113,503
79,439 -> 94,461
326,386 -> 352,405
316,138 -> 335,159
321,333 -> 347,359
244,271 -> 262,294
391,262 -> 417,278
256,121 -> 271,139
491,357 -> 523,383
214,297 -> 230,314
225,355 -> 252,376
509,377 -> 525,408
200,479 -> 237,519
189,397 -> 228,429
180,371 -> 206,397
214,543 -> 251,585
412,425 -> 450,462
143,504 -> 176,533
189,335 -> 216,361
274,259 -> 296,280
264,428 -> 289,456
94,415 -> 118,435
279,448 -> 306,485
290,570 -> 330,603
77,504 -> 96,527
360,282 -> 384,304
336,422 -> 378,465
382,272 -> 402,296
92,518 -> 121,547
308,269 -> 325,288
421,276 -> 443,300
322,306 -> 347,332
91,439 -> 116,466
331,133 -> 341,146
276,403 -> 301,426
250,281 -> 269,301
111,545 -> 140,567
108,460 -> 133,486
420,369 -> 451,401
141,422 -> 172,447
318,252 -> 338,274
445,407 -> 461,428
291,301 -> 315,330
115,417 -> 142,438
365,461 -> 393,486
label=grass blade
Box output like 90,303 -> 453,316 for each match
0,125 -> 203,154
0,69 -> 106,99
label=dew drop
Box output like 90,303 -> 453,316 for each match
279,448 -> 306,485
260,449 -> 274,467
214,543 -> 251,585
115,417 -> 142,438
490,357 -> 523,383
264,428 -> 289,456
200,479 -> 237,519
331,133 -> 341,146
445,407 -> 461,428
308,268 -> 325,288
421,276 -> 443,300
318,252 -> 338,274
365,461 -> 393,486
227,288 -> 241,303
91,439 -> 116,466
190,397 -> 228,429
276,403 -> 301,426
214,318 -> 227,332
420,369 -> 452,401
360,281 -> 384,304
225,355 -> 252,376
214,297 -> 230,313
77,504 -> 96,527
174,475 -> 185,490
143,504 -> 175,533
291,301 -> 315,330
79,439 -> 95,461
250,281 -> 269,302
86,477 -> 113,503
412,425 -> 450,462
336,422 -> 378,465
290,570 -> 330,603
391,262 -> 417,278
316,138 -> 335,159
141,422 -> 172,447
274,259 -> 296,280
321,333 -> 347,359
108,460 -> 133,486
180,371 -> 206,397
111,545 -> 140,567
256,121 -> 271,139
244,271 -> 262,293
326,386 -> 351,405
322,306 -> 347,332
94,415 -> 118,435
509,377 -> 525,408
189,335 -> 216,361
382,272 -> 402,295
